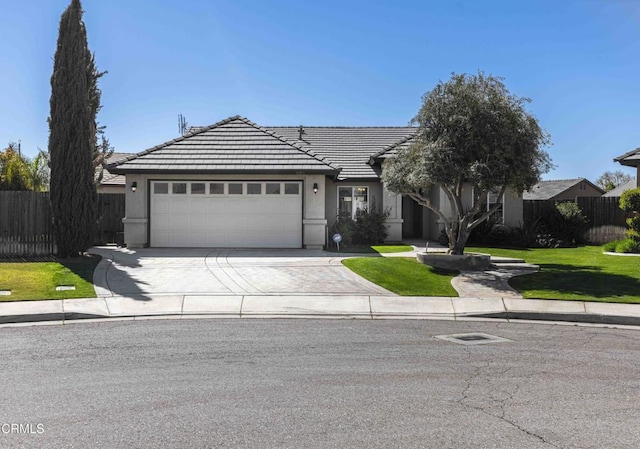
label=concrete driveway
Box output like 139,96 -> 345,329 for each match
89,247 -> 393,299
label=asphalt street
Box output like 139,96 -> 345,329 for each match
1,319 -> 639,449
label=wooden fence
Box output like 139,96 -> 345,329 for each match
577,196 -> 628,244
0,191 -> 125,258
0,191 -> 55,257
96,194 -> 126,246
524,197 -> 628,245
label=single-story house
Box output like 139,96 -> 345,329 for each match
614,148 -> 640,188
107,115 -> 524,249
523,178 -> 604,202
603,179 -> 637,198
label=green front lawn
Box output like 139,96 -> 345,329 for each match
0,255 -> 100,301
343,257 -> 458,296
467,246 -> 640,303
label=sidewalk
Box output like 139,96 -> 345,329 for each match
2,294 -> 640,328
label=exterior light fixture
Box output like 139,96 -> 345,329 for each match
131,181 -> 137,192
313,183 -> 319,194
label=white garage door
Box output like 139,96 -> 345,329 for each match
150,181 -> 303,248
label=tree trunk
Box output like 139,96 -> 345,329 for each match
450,229 -> 471,255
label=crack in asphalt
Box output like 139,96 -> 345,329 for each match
457,350 -> 564,448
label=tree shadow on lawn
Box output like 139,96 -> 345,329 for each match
57,254 -> 101,284
510,263 -> 640,300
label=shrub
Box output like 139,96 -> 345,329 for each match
328,200 -> 390,247
619,187 -> 640,212
602,240 -> 622,252
532,233 -> 574,248
352,201 -> 390,244
468,221 -> 532,248
329,214 -> 355,247
554,202 -> 588,243
620,187 -> 640,244
626,216 -> 640,240
615,238 -> 640,254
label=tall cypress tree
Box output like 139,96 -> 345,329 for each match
48,0 -> 98,258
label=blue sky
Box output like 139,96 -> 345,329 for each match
1,0 -> 639,181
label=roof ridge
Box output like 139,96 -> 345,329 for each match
267,125 -> 417,130
536,178 -> 586,183
107,115 -> 244,168
370,133 -> 417,159
251,122 -> 341,171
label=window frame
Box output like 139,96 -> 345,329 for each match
337,186 -> 370,220
472,187 -> 505,224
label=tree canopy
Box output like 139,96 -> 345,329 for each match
382,72 -> 552,254
0,143 -> 49,191
48,0 -> 101,258
596,170 -> 633,192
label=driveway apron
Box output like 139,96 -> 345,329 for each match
89,247 -> 393,298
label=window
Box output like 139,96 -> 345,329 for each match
172,183 -> 187,194
473,188 -> 504,223
191,183 -> 205,194
154,183 -> 169,194
247,183 -> 262,195
266,183 -> 281,195
338,186 -> 369,220
210,183 -> 224,195
487,190 -> 504,223
284,183 -> 300,195
228,183 -> 243,195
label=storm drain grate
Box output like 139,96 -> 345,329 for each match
435,333 -> 512,346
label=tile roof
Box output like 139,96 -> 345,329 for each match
368,134 -> 416,163
614,147 -> 640,167
97,153 -> 134,186
523,178 -> 603,200
108,116 -> 340,175
269,126 -> 417,180
603,179 -> 637,197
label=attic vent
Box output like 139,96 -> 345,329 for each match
434,333 -> 512,346
298,125 -> 306,140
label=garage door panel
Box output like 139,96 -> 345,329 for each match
169,200 -> 189,215
151,181 -> 302,248
189,198 -> 210,213
168,214 -> 185,229
153,198 -> 170,213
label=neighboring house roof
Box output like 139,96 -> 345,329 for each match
97,152 -> 134,187
614,147 -> 640,167
269,126 -> 417,180
603,179 -> 637,197
108,116 -> 340,176
523,178 -> 604,200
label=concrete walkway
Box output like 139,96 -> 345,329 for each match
379,242 -> 537,300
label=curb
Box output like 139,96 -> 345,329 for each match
2,309 -> 640,328
472,312 -> 640,327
